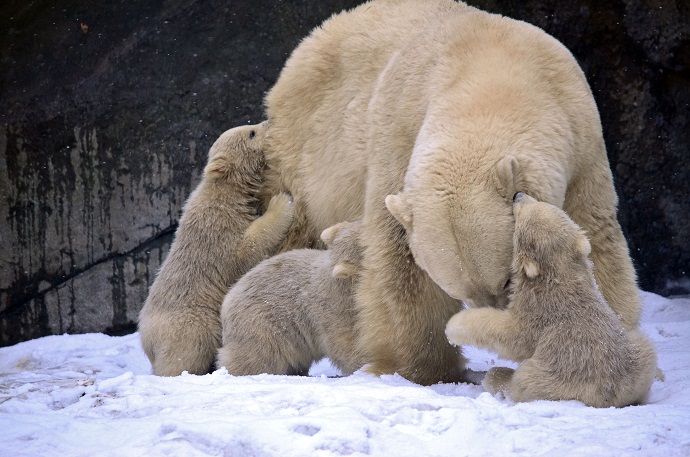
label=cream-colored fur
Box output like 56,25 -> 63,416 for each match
445,193 -> 656,407
216,221 -> 363,376
262,0 -> 640,385
138,123 -> 294,376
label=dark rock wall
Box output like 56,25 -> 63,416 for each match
0,0 -> 363,345
1,0 -> 687,346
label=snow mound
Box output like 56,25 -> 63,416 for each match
1,291 -> 689,456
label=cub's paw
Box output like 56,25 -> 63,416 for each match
445,311 -> 472,346
482,367 -> 515,395
265,193 -> 295,227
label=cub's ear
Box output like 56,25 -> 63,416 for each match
495,155 -> 520,199
332,262 -> 358,279
320,221 -> 351,247
204,155 -> 232,179
576,234 -> 591,258
523,258 -> 540,278
385,193 -> 412,231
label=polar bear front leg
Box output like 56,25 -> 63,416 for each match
354,212 -> 466,385
564,163 -> 641,331
445,308 -> 531,362
237,193 -> 295,263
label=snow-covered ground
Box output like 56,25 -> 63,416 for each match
1,291 -> 689,457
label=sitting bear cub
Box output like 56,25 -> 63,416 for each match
138,122 -> 294,376
216,221 -> 363,376
445,192 -> 657,408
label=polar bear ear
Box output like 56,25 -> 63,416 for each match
575,234 -> 591,258
385,193 -> 412,231
204,155 -> 233,179
495,156 -> 520,199
523,258 -> 540,278
320,221 -> 351,247
332,262 -> 357,279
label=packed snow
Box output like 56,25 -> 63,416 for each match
1,291 -> 689,456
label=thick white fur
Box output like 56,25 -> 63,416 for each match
216,221 -> 363,376
446,193 -> 657,407
262,0 -> 640,384
138,123 -> 294,376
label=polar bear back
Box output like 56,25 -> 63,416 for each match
265,0 -> 605,234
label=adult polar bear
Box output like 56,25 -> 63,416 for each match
262,0 -> 640,385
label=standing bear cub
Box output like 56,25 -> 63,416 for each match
445,192 -> 657,408
138,122 -> 294,376
216,221 -> 363,376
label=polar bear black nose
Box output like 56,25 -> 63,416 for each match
513,192 -> 525,202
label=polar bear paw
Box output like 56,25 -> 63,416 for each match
482,366 -> 515,395
265,192 -> 295,232
445,311 -> 472,347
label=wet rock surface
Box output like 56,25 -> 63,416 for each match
1,0 -> 687,345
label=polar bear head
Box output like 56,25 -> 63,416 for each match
511,192 -> 591,281
204,121 -> 268,181
385,155 -> 529,309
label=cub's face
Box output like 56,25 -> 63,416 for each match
512,192 -> 591,280
204,122 -> 268,180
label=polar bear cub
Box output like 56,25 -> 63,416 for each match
138,122 -> 294,376
216,221 -> 363,376
445,192 -> 657,408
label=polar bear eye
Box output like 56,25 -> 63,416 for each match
249,130 -> 256,139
